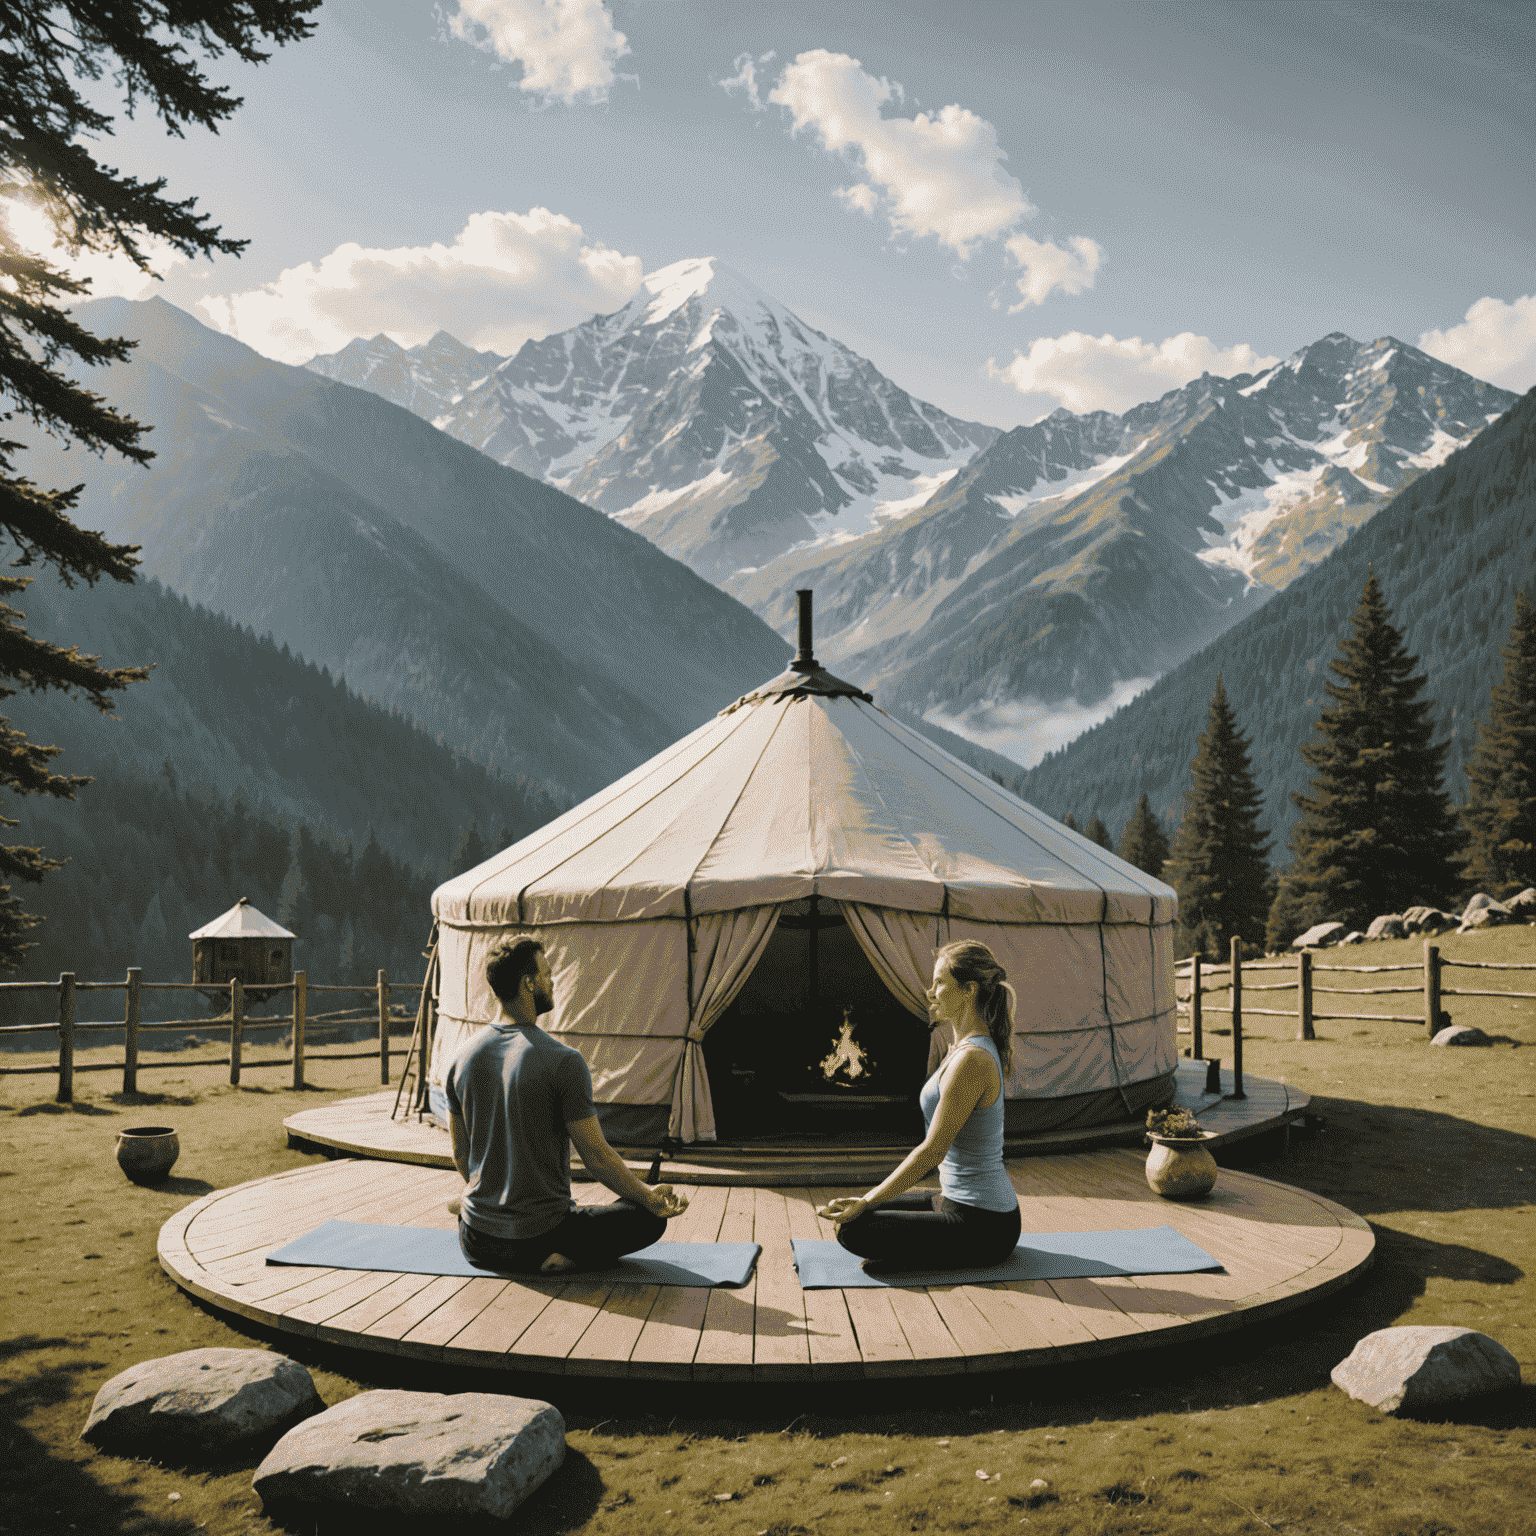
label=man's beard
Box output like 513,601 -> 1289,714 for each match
533,983 -> 555,1016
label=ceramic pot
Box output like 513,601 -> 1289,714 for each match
116,1126 -> 179,1185
1144,1132 -> 1218,1199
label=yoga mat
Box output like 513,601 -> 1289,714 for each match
266,1219 -> 760,1287
790,1226 -> 1222,1289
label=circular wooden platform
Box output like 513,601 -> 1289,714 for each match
283,1060 -> 1310,1186
158,1148 -> 1369,1384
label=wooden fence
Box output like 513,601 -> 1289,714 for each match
0,970 -> 426,1103
1177,939 -> 1536,1064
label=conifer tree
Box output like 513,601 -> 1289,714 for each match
1461,589 -> 1536,897
1269,573 -> 1461,942
1084,814 -> 1113,851
1060,812 -> 1080,833
1165,676 -> 1271,957
0,3 -> 318,967
1117,793 -> 1171,881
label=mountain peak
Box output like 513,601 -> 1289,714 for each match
633,256 -> 782,328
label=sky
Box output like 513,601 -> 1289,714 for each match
25,0 -> 1536,429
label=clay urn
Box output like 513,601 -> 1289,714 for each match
115,1126 -> 180,1185
1144,1131 -> 1218,1200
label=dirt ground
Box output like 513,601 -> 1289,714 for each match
2,926 -> 1532,1535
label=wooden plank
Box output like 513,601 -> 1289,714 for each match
564,1283 -> 660,1377
922,1284 -> 1014,1370
965,1280 -> 1097,1356
1043,1276 -> 1149,1340
318,1272 -> 439,1341
807,1184 -> 913,1379
783,1190 -> 862,1380
693,1186 -> 758,1381
625,1183 -> 727,1379
750,1188 -> 811,1381
360,1276 -> 474,1350
884,1286 -> 965,1373
398,1276 -> 512,1359
505,1277 -> 618,1370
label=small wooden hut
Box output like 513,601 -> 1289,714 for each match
190,898 -> 295,992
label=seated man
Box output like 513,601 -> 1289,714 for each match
447,935 -> 687,1274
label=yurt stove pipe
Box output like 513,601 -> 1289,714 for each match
791,588 -> 817,673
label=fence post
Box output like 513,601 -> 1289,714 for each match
1424,941 -> 1441,1037
123,968 -> 141,1094
377,969 -> 390,1085
291,972 -> 307,1090
1296,949 -> 1314,1041
57,973 -> 75,1104
229,978 -> 244,1087
1229,938 -> 1246,1099
1189,953 -> 1203,1061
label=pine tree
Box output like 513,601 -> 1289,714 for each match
1084,814 -> 1113,851
1461,589 -> 1536,897
1060,812 -> 1080,833
0,2 -> 318,968
1165,676 -> 1271,958
1270,573 -> 1462,941
1117,793 -> 1171,881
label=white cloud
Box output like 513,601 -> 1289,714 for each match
989,331 -> 1281,416
447,0 -> 629,105
1004,231 -> 1104,309
766,50 -> 1032,258
2,196 -> 189,299
718,50 -> 774,111
196,209 -> 643,363
1418,294 -> 1536,393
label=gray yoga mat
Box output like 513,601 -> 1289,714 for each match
790,1225 -> 1222,1289
266,1218 -> 760,1287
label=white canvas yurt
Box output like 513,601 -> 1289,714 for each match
427,599 -> 1178,1146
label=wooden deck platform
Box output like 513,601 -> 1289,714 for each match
158,1146 -> 1368,1384
282,1060 -> 1309,1186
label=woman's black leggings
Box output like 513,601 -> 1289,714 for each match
834,1190 -> 1021,1271
459,1198 -> 667,1275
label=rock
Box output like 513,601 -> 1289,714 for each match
1460,898 -> 1515,932
1331,1326 -> 1521,1413
1402,906 -> 1452,935
1339,930 -> 1367,945
82,1349 -> 322,1453
1366,914 -> 1406,940
1432,1024 -> 1491,1047
1506,887 -> 1536,918
252,1390 -> 565,1520
1293,921 -> 1346,949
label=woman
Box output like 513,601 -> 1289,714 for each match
819,940 -> 1021,1272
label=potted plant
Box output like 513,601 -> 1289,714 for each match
1143,1107 -> 1218,1199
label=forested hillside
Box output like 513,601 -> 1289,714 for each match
1018,387 -> 1536,852
3,575 -> 564,1001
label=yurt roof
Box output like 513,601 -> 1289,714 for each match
434,664 -> 1175,931
188,898 -> 295,940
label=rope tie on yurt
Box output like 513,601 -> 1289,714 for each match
1097,920 -> 1135,1116
645,1136 -> 681,1185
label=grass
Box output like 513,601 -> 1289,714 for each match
2,926 -> 1533,1535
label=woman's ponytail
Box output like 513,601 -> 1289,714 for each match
936,939 -> 1015,1079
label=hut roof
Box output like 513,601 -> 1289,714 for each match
188,898 -> 295,940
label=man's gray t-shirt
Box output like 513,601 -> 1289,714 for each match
445,1022 -> 597,1240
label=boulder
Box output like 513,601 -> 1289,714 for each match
1366,914 -> 1406,941
1432,1024 -> 1491,1047
82,1349 -> 322,1453
1331,1326 -> 1520,1414
1339,930 -> 1367,945
1460,895 -> 1514,932
252,1390 -> 564,1520
1504,887 -> 1536,919
1293,921 -> 1346,950
1402,906 -> 1453,935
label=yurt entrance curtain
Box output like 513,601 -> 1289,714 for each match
669,903 -> 781,1141
838,901 -> 945,1022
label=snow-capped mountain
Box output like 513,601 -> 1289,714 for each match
305,330 -> 506,420
306,258 -> 999,584
729,332 -> 1516,752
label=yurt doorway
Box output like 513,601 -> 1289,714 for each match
702,898 -> 932,1142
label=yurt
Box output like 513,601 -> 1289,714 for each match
427,599 -> 1178,1146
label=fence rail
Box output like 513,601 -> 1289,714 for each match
1175,940 -> 1536,1042
0,969 -> 429,1102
